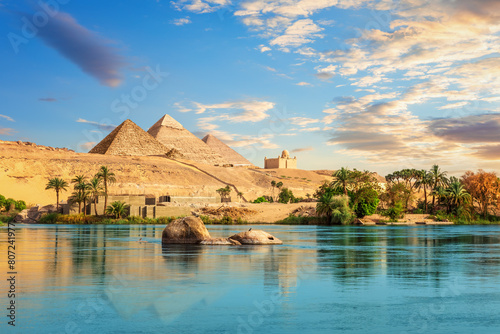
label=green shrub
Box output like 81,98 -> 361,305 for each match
351,187 -> 379,218
253,196 -> 269,203
15,200 -> 27,211
219,216 -> 233,225
275,215 -> 319,225
381,202 -> 404,221
199,215 -> 213,225
39,213 -> 60,224
278,188 -> 295,204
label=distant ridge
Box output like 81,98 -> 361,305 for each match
202,134 -> 253,166
147,114 -> 226,165
89,119 -> 168,156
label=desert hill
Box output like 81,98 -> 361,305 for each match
0,140 -> 331,206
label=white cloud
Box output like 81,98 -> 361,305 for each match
270,19 -> 323,48
171,17 -> 192,26
192,100 -> 275,122
258,44 -> 271,52
0,114 -> 14,122
296,81 -> 312,86
289,117 -> 319,126
171,0 -> 231,13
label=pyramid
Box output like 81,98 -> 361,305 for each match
147,114 -> 226,165
89,119 -> 168,156
202,134 -> 253,166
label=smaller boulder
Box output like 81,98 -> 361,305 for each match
229,230 -> 283,245
200,238 -> 241,246
162,216 -> 211,244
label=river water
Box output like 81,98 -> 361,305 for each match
1,224 -> 500,333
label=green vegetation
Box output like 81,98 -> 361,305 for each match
45,177 -> 69,211
253,196 -> 269,203
216,185 -> 231,201
316,193 -> 355,225
96,166 -> 116,215
105,201 -> 130,218
278,187 -> 296,204
381,202 -> 404,221
275,215 -> 320,225
0,195 -> 27,212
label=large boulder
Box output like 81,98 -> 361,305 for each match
162,216 -> 211,244
229,230 -> 283,245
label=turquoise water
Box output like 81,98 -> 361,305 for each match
1,224 -> 500,333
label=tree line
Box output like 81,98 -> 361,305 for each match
315,166 -> 500,224
45,166 -> 128,218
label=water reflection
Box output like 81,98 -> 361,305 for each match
1,224 -> 500,333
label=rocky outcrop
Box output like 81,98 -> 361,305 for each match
229,229 -> 283,245
162,216 -> 212,244
14,205 -> 59,224
200,238 -> 241,245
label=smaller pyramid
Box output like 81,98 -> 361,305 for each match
148,114 -> 226,165
89,119 -> 168,156
202,134 -> 253,166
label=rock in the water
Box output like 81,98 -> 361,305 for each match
162,216 -> 211,244
200,238 -> 241,245
229,230 -> 283,245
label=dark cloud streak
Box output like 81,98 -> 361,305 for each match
34,12 -> 125,87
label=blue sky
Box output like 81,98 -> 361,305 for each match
1,0 -> 499,175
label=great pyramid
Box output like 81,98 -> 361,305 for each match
202,134 -> 253,166
89,119 -> 168,156
147,114 -> 226,165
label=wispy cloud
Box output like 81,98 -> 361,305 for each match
289,117 -> 318,126
0,128 -> 15,135
171,17 -> 192,26
79,141 -> 96,151
192,100 -> 275,122
76,118 -> 117,132
38,97 -> 57,102
296,81 -> 312,86
171,0 -> 232,13
35,11 -> 126,87
0,114 -> 15,122
291,147 -> 313,153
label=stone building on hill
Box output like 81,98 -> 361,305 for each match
264,150 -> 297,169
147,114 -> 226,165
202,134 -> 253,166
89,119 -> 168,156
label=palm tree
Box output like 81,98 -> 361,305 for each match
237,192 -> 244,203
447,181 -> 471,213
68,191 -> 85,214
45,178 -> 69,211
431,186 -> 448,210
316,192 -> 335,223
276,181 -> 284,202
316,194 -> 354,225
71,175 -> 87,214
96,166 -> 116,215
416,170 -> 433,213
271,180 -> 277,200
333,167 -> 352,195
105,201 -> 129,219
87,177 -> 104,216
429,165 -> 448,209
